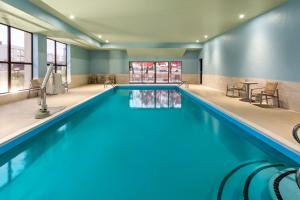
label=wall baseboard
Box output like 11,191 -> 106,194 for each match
203,74 -> 300,112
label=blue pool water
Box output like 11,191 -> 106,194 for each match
0,87 -> 298,200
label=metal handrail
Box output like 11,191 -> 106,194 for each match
296,169 -> 300,189
178,81 -> 189,88
292,124 -> 300,144
292,124 -> 300,188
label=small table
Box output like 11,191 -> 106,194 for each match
240,81 -> 258,102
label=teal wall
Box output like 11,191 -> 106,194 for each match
70,45 -> 90,75
201,0 -> 300,82
89,50 -> 128,74
89,50 -> 200,74
33,34 -> 47,78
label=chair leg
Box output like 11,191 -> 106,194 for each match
277,90 -> 280,108
28,90 -> 31,98
260,95 -> 263,105
266,96 -> 269,105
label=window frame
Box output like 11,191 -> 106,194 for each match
46,38 -> 68,83
0,23 -> 33,94
129,61 -> 182,84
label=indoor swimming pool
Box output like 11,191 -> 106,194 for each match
0,86 -> 299,200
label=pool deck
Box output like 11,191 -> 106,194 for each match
0,84 -> 300,154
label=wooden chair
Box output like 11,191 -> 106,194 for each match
88,75 -> 97,84
28,79 -> 41,98
250,81 -> 280,107
96,74 -> 105,84
226,82 -> 246,97
104,74 -> 116,88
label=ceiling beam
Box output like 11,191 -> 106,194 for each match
101,43 -> 203,49
2,0 -> 102,48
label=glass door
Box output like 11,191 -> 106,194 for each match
129,62 -> 143,83
169,61 -> 182,83
142,62 -> 155,83
156,62 -> 169,83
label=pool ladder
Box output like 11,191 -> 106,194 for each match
178,81 -> 189,88
292,123 -> 300,188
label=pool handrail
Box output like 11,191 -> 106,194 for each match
296,168 -> 300,188
292,124 -> 300,144
292,123 -> 300,188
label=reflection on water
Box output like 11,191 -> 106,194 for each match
0,123 -> 67,190
129,90 -> 181,109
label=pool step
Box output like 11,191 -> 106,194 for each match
218,160 -> 286,200
269,168 -> 300,200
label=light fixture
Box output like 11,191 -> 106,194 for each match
105,40 -> 109,43
98,35 -> 102,39
69,15 -> 75,20
196,40 -> 200,43
204,35 -> 208,39
239,14 -> 245,19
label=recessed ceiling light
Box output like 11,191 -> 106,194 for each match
239,14 -> 245,19
196,40 -> 200,43
204,35 -> 208,39
69,15 -> 75,20
98,35 -> 102,39
105,40 -> 109,43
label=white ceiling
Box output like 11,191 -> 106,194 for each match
37,0 -> 287,43
0,1 -> 96,48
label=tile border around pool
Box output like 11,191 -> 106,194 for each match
0,84 -> 299,165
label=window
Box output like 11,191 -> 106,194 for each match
129,62 -> 142,83
169,61 -> 182,83
155,61 -> 169,83
0,24 -> 33,93
47,39 -> 67,83
129,61 -> 182,84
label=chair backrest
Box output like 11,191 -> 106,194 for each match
264,81 -> 278,95
30,79 -> 41,88
108,74 -> 116,82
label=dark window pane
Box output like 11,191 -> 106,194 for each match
0,63 -> 8,93
169,61 -> 182,83
11,28 -> 32,63
10,64 -> 32,92
56,42 -> 66,65
156,62 -> 169,83
47,39 -> 55,64
0,24 -> 8,62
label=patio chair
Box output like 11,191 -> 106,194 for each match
226,82 -> 246,97
96,74 -> 105,84
250,81 -> 280,107
28,79 -> 41,98
104,74 -> 116,88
